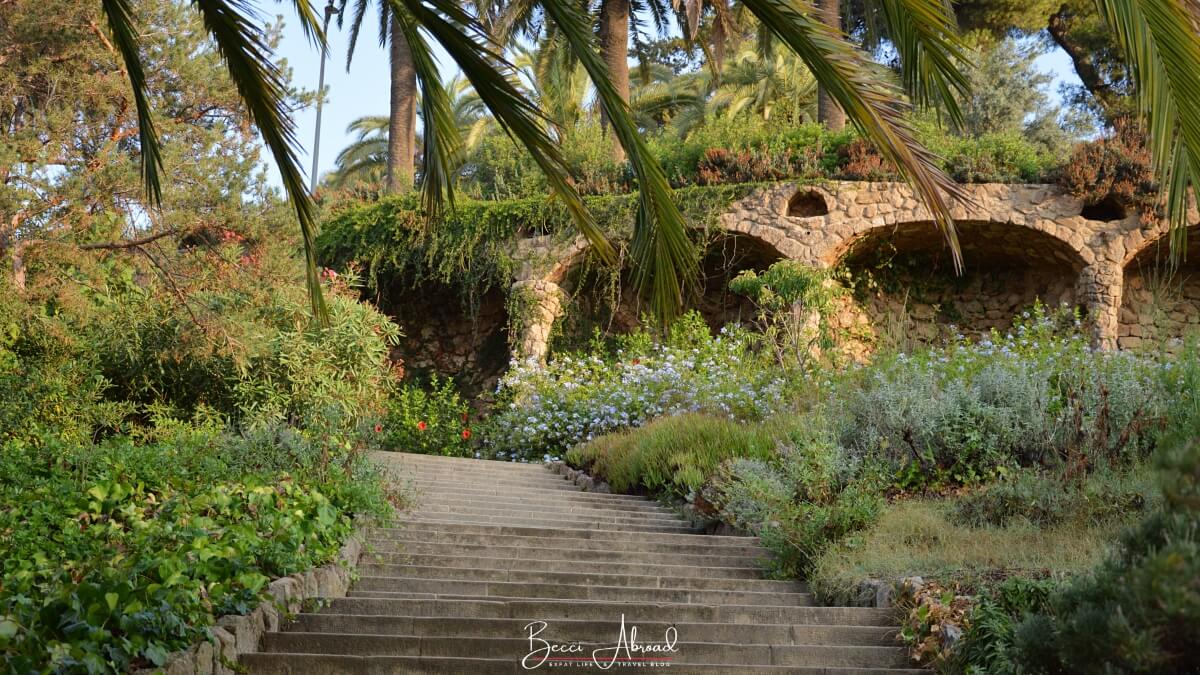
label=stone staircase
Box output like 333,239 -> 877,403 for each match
242,452 -> 921,674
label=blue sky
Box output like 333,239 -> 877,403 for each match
268,9 -> 1084,190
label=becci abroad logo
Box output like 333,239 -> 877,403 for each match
521,615 -> 680,669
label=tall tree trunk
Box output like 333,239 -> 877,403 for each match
598,0 -> 631,162
815,0 -> 846,131
386,13 -> 417,193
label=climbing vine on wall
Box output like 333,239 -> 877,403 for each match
316,184 -> 761,320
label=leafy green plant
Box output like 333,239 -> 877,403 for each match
380,377 -> 474,457
566,413 -> 784,498
701,429 -> 885,578
0,424 -> 385,672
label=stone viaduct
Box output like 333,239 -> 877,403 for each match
509,181 -> 1200,361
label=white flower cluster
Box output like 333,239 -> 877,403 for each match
485,333 -> 788,461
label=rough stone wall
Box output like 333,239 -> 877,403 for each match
1118,227 -> 1200,350
508,182 -> 1199,361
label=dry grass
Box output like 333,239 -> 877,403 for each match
809,498 -> 1133,605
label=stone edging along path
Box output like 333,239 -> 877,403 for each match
139,526 -> 366,675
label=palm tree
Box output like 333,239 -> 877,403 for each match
327,81 -> 488,188
328,116 -> 389,187
814,0 -> 845,129
338,0 -> 419,193
102,0 -> 1200,326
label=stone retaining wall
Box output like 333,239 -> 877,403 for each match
511,182 -> 1199,361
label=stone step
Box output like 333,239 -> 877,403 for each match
407,505 -> 687,527
259,633 -> 910,669
347,581 -> 812,606
364,539 -> 768,568
366,530 -> 768,558
415,494 -> 677,515
400,470 -> 577,486
243,652 -> 926,675
355,564 -> 803,592
383,454 -> 549,471
404,477 -> 585,492
284,614 -> 899,647
320,597 -> 900,627
360,550 -> 763,576
400,513 -> 701,534
403,482 -> 657,503
360,551 -> 767,579
367,521 -> 759,549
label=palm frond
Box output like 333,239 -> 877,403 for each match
102,0 -> 164,206
339,0 -> 372,68
193,0 -> 327,322
542,0 -> 697,324
863,0 -> 970,127
1095,0 -> 1200,253
393,0 -> 617,264
279,0 -> 325,46
742,0 -> 966,269
388,1 -> 465,219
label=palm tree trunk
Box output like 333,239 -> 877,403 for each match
598,0 -> 631,162
814,0 -> 846,131
387,13 -> 417,193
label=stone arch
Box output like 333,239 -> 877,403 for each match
1119,224 -> 1200,349
834,219 -> 1088,346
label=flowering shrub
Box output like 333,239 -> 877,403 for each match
839,305 -> 1167,489
380,376 -> 473,457
482,313 -> 790,461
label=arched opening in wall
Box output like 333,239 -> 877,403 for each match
787,190 -> 829,218
372,278 -> 509,396
838,221 -> 1085,350
551,233 -> 784,350
1080,195 -> 1129,222
1120,225 -> 1200,350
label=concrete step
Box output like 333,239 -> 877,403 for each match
355,565 -> 804,593
404,477 -> 586,492
407,505 -> 687,527
260,633 -> 910,668
366,529 -> 768,557
364,539 -> 768,568
355,554 -> 768,581
414,494 -> 678,515
402,482 -> 659,504
346,580 -> 813,606
367,521 -> 746,544
380,454 -> 548,470
243,652 -> 925,674
400,513 -> 701,534
320,597 -> 900,627
400,470 -> 577,485
284,614 -> 899,646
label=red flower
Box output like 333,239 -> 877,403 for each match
373,423 -> 383,433
417,421 -> 428,431
461,429 -> 472,440
632,358 -> 641,366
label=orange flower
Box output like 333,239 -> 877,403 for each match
417,421 -> 428,431
373,423 -> 383,433
461,429 -> 472,440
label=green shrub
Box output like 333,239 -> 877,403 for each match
380,376 -> 473,456
943,577 -> 1058,675
838,306 -> 1166,490
0,424 -> 385,672
702,430 -> 886,577
952,468 -> 1156,529
1004,438 -> 1200,675
566,413 -> 783,498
